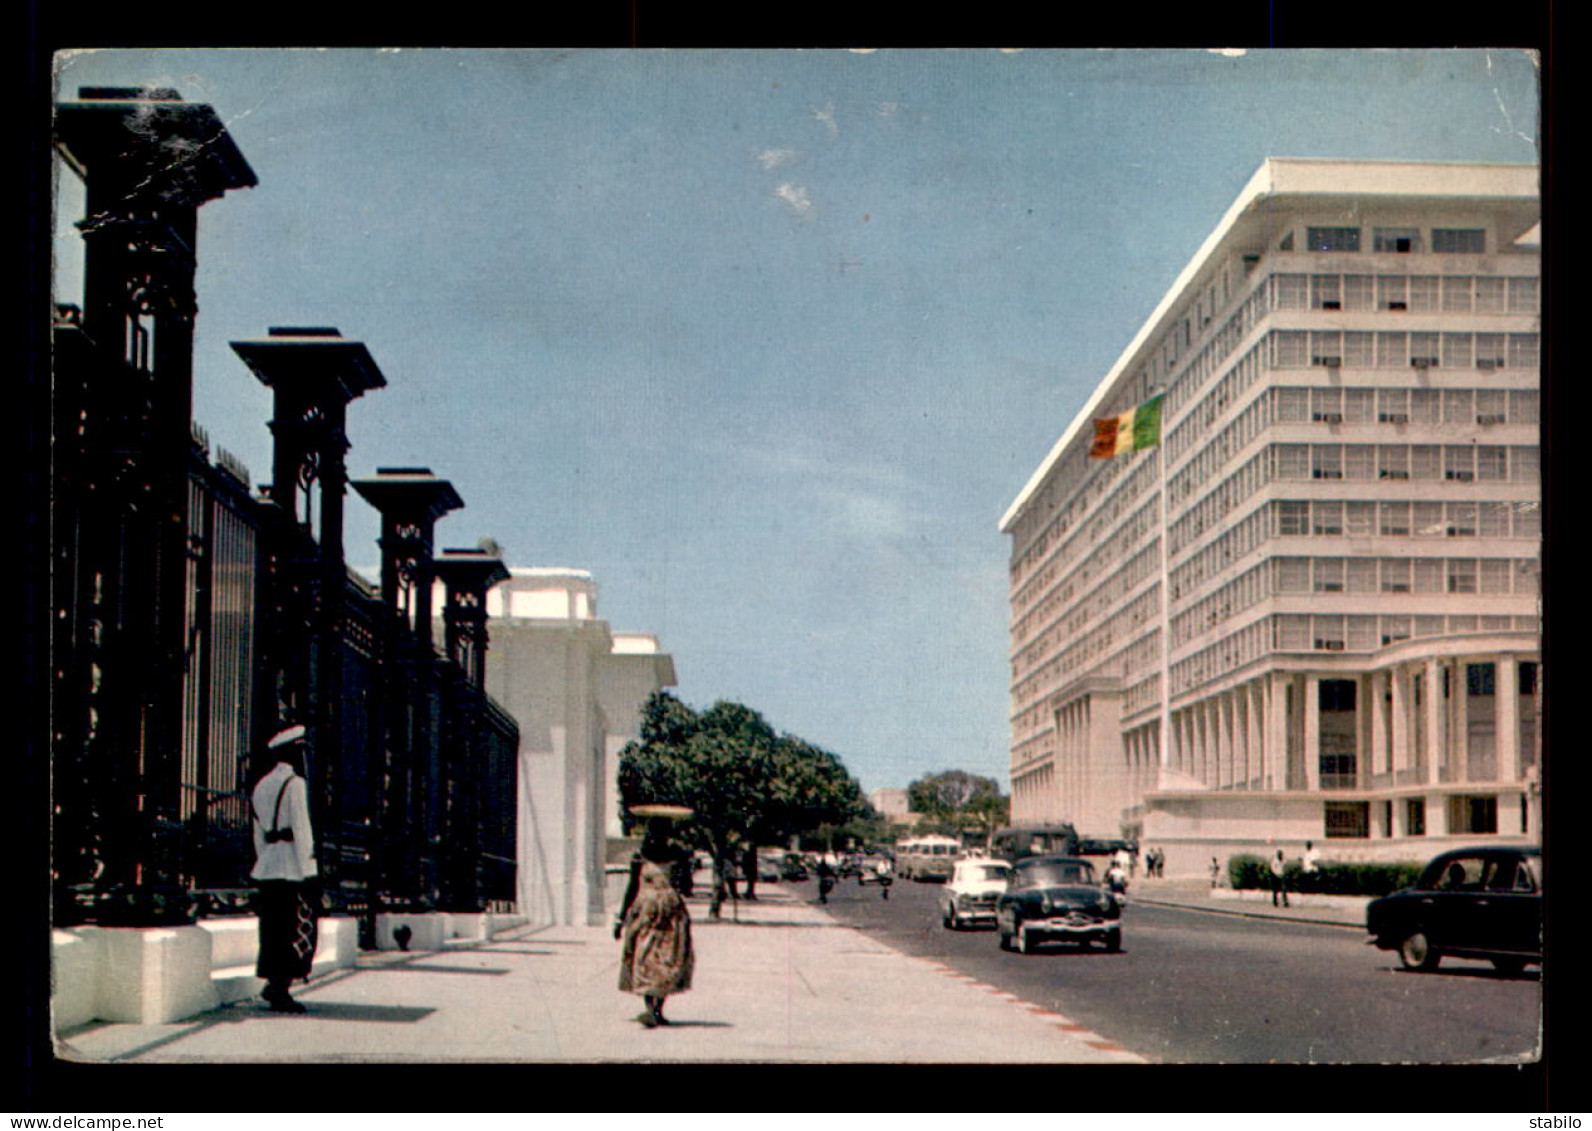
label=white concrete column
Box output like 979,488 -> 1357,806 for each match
1304,675 -> 1322,791
1390,665 -> 1410,781
1424,658 -> 1445,786
1266,672 -> 1289,791
1369,671 -> 1388,781
1248,681 -> 1260,790
1495,654 -> 1520,784
1221,692 -> 1237,789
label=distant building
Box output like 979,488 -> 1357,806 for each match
868,787 -> 920,827
474,568 -> 677,926
1000,159 -> 1540,869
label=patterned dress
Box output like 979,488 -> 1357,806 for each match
618,861 -> 694,997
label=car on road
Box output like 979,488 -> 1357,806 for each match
1366,845 -> 1542,974
941,857 -> 1012,929
996,855 -> 1122,955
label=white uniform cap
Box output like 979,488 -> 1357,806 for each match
268,724 -> 308,750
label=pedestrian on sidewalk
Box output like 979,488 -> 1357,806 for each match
1269,848 -> 1291,908
618,810 -> 696,1029
1209,856 -> 1222,888
1301,841 -> 1321,892
249,724 -> 319,1014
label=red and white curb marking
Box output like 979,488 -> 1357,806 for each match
918,960 -> 1147,1062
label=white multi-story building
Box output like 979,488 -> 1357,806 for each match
478,568 -> 677,926
1000,159 -> 1541,870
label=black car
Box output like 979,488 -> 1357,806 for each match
996,855 -> 1122,955
1366,846 -> 1542,974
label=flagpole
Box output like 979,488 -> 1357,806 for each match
1154,391 -> 1173,787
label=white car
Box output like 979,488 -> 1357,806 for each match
940,858 -> 1013,929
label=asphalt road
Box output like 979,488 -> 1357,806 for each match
808,873 -> 1543,1065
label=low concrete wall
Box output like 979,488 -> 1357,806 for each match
374,911 -> 531,950
53,915 -> 359,1029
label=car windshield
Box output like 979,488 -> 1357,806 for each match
1015,860 -> 1095,887
962,865 -> 1009,883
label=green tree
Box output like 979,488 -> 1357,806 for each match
906,769 -> 1009,844
618,692 -> 871,915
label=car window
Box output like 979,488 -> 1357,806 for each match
1016,861 -> 1094,887
1430,856 -> 1485,891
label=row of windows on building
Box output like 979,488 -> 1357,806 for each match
1274,442 -> 1537,482
1018,462 -> 1537,665
1279,386 -> 1537,426
1167,381 -> 1536,502
1173,555 -> 1536,650
1167,447 -> 1535,559
1293,226 -> 1495,255
1017,602 -> 1541,736
1169,611 -> 1538,696
1170,497 -> 1539,600
1271,329 -> 1538,370
1272,272 -> 1537,313
1020,327 -> 1537,591
1328,796 -> 1513,839
1140,255 -> 1533,427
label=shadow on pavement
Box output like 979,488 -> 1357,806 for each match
352,963 -> 513,976
288,1001 -> 436,1023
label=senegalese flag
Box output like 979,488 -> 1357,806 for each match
1088,393 -> 1164,459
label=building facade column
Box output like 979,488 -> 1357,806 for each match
1303,675 -> 1322,791
1266,672 -> 1288,791
1390,665 -> 1411,782
1424,657 -> 1445,786
1495,654 -> 1520,784
1368,670 -> 1388,781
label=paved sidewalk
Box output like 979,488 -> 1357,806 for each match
54,887 -> 1146,1065
1128,875 -> 1371,928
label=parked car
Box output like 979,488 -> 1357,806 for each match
780,853 -> 809,882
755,852 -> 787,883
941,857 -> 1012,929
996,855 -> 1122,955
1366,846 -> 1542,974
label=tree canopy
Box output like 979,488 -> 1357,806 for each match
618,691 -> 873,864
906,769 -> 1009,840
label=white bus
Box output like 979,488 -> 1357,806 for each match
896,834 -> 963,881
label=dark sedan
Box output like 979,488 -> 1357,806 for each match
996,855 -> 1122,955
1366,845 -> 1542,974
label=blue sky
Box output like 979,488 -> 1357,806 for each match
51,48 -> 1539,795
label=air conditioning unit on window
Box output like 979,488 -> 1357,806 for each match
1476,358 -> 1499,371
1314,356 -> 1343,368
1379,412 -> 1410,424
1317,583 -> 1344,592
1411,357 -> 1438,369
1316,639 -> 1347,651
1385,583 -> 1411,592
1320,301 -> 1342,310
1385,301 -> 1408,311
1314,412 -> 1344,423
1476,413 -> 1507,425
1445,470 -> 1475,482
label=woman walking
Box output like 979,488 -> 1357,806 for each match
617,809 -> 695,1028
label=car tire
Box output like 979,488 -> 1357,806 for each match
1397,929 -> 1442,971
1491,956 -> 1527,976
943,905 -> 956,930
1103,929 -> 1122,953
1017,924 -> 1034,955
998,921 -> 1014,951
